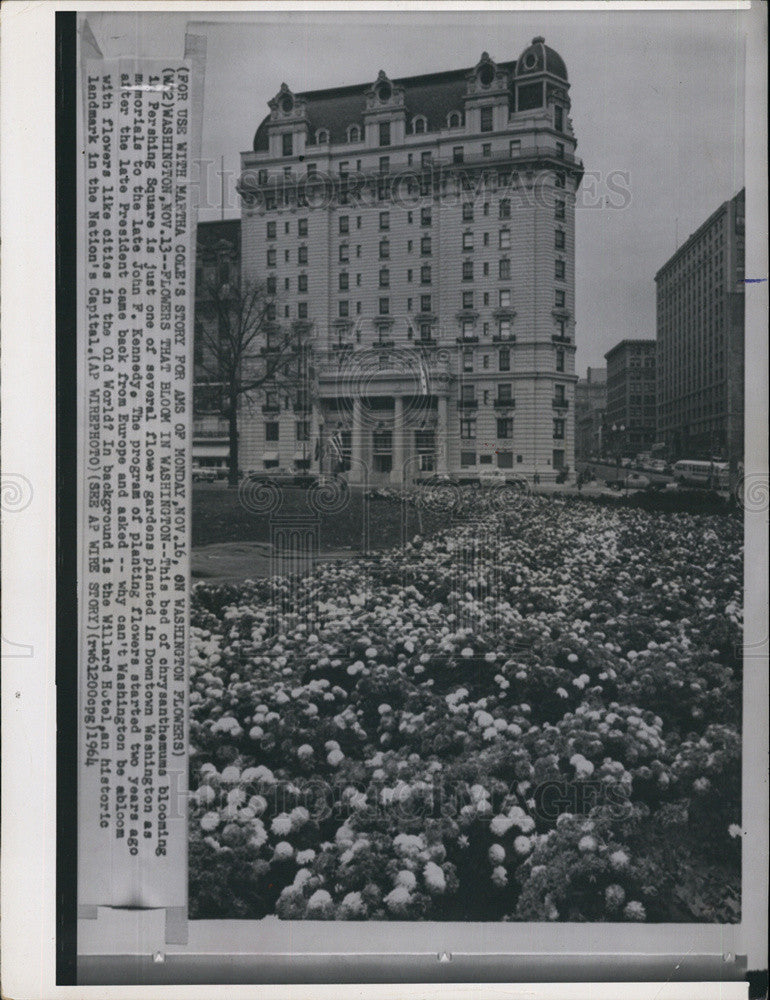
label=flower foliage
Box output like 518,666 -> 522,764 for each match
188,495 -> 742,921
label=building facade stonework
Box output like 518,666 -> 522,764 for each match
236,40 -> 583,484
604,340 -> 657,458
655,189 -> 745,467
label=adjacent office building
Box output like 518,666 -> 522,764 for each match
236,40 -> 584,483
574,366 -> 607,461
604,339 -> 657,457
655,189 -> 744,465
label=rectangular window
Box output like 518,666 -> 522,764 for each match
463,291 -> 474,309
462,202 -> 474,222
499,199 -> 511,219
460,450 -> 476,466
339,300 -> 349,318
282,132 -> 293,156
379,211 -> 390,231
555,171 -> 565,188
453,145 -> 464,164
407,269 -> 413,283
298,246 -> 308,265
339,272 -> 349,291
556,348 -> 565,372
552,449 -> 565,469
298,218 -> 308,237
498,348 -> 511,372
421,151 -> 432,167
499,258 -> 511,280
379,239 -> 390,260
420,294 -> 432,313
266,221 -> 277,239
480,106 -> 494,132
498,319 -> 511,338
267,275 -> 277,294
421,265 -> 431,285
339,244 -> 349,263
462,232 -> 474,251
555,199 -> 565,220
297,301 -> 308,319
555,259 -> 565,280
499,229 -> 511,249
556,142 -> 565,160
482,143 -> 492,158
379,297 -> 390,315
462,348 -> 474,372
419,322 -> 432,340
483,262 -> 490,276
339,215 -> 349,234
497,450 -> 513,469
421,236 -> 432,256
296,421 -> 310,443
462,261 -> 474,281
267,248 -> 277,267
297,274 -> 308,293
265,421 -> 279,442
498,383 -> 512,402
499,290 -> 511,308
554,384 -> 566,403
379,268 -> 390,288
554,105 -> 563,131
553,419 -> 565,440
379,121 -> 391,147
555,229 -> 565,249
421,206 -> 432,227
509,140 -> 521,158
497,419 -> 513,439
555,289 -> 565,308
461,384 -> 476,403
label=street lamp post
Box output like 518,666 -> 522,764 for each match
612,423 -> 626,491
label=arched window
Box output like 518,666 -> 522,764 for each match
412,116 -> 427,135
447,111 -> 462,129
316,128 -> 329,144
347,125 -> 360,143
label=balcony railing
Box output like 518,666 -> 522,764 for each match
262,404 -> 280,413
551,334 -> 572,345
457,398 -> 478,409
493,398 -> 516,408
552,398 -> 569,410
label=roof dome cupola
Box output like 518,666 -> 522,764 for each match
515,36 -> 568,82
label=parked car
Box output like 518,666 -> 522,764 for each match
624,472 -> 650,490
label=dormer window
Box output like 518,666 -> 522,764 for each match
316,128 -> 329,144
412,116 -> 427,135
347,124 -> 360,143
447,111 -> 462,129
282,133 -> 293,157
376,79 -> 392,103
478,63 -> 495,87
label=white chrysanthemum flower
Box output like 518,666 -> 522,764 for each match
273,840 -> 294,860
297,743 -> 314,758
306,889 -> 333,914
488,843 -> 506,864
513,835 -> 532,855
491,865 -> 508,888
327,748 -> 345,767
227,787 -> 246,807
605,884 -> 626,909
728,824 -> 742,839
490,815 -> 515,837
197,785 -> 216,806
384,885 -> 412,913
271,813 -> 293,836
424,861 -> 446,893
249,725 -> 264,740
339,891 -> 366,917
293,867 -> 312,887
200,811 -> 220,832
578,835 -> 597,853
609,848 -> 630,869
624,900 -> 646,921
567,653 -> 579,663
461,647 -> 474,659
220,765 -> 241,785
556,687 -> 569,699
296,848 -> 316,865
570,753 -> 595,779
396,869 -> 417,890
475,710 -> 494,728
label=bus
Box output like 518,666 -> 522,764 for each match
672,459 -> 729,488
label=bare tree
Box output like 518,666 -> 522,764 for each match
195,277 -> 315,485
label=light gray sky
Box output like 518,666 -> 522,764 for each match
84,8 -> 747,375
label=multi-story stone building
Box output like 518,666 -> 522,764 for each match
192,219 -> 241,476
604,339 -> 657,458
655,189 -> 744,468
574,366 -> 606,461
237,39 -> 583,484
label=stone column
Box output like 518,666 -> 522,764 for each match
437,395 -> 449,474
351,397 -> 364,483
391,395 -> 404,485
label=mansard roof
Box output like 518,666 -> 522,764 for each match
253,60 -> 517,152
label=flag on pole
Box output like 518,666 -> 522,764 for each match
418,354 -> 430,395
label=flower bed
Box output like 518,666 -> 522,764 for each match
189,495 -> 742,922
